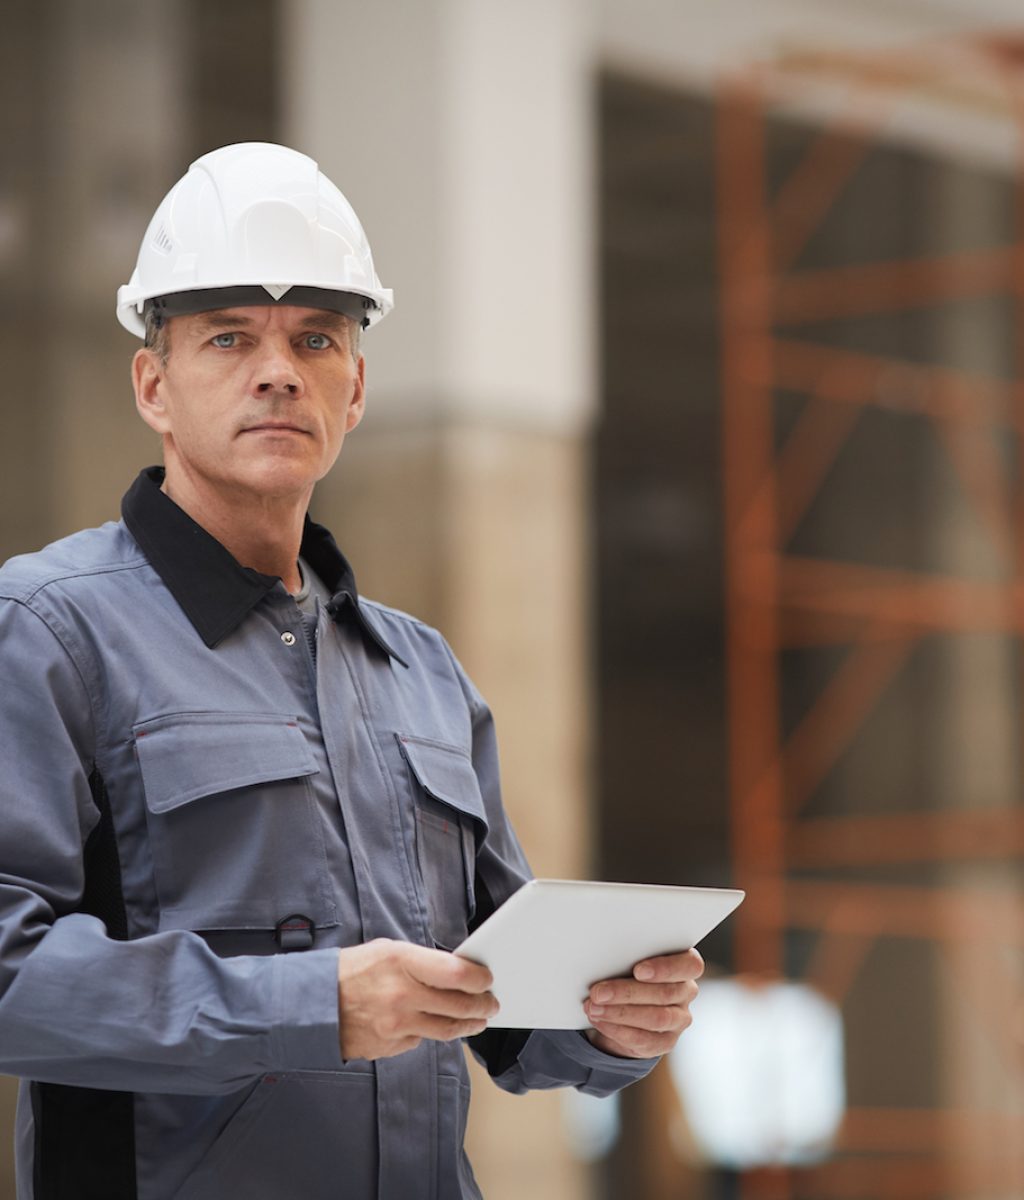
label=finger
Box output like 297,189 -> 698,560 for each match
415,1012 -> 492,1043
415,983 -> 500,1021
588,979 -> 699,1007
632,948 -> 705,983
584,1001 -> 693,1035
587,1018 -> 678,1059
401,944 -> 494,993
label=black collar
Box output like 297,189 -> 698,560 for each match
121,466 -> 406,665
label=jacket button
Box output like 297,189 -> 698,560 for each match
281,631 -> 296,646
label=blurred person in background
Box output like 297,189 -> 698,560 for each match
0,143 -> 703,1199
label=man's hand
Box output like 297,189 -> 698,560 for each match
337,939 -> 498,1061
583,948 -> 704,1059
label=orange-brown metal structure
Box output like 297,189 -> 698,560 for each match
718,33 -> 1024,1200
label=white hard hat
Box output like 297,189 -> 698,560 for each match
116,142 -> 393,338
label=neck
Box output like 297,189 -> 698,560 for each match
160,464 -> 309,594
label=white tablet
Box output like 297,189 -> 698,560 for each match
454,878 -> 744,1029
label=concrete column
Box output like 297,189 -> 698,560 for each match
283,4 -> 597,1197
43,0 -> 187,536
926,163 -> 1024,1196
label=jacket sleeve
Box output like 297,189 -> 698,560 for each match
0,598 -> 344,1095
449,652 -> 659,1096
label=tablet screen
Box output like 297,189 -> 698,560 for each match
454,879 -> 744,1029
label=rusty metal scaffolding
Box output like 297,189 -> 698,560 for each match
718,33 -> 1024,1200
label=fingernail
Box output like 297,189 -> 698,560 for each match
635,963 -> 654,980
589,1004 -> 605,1017
593,985 -> 612,1003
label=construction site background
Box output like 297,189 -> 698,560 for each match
2,3 -> 1023,1198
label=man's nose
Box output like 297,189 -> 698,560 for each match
252,341 -> 303,396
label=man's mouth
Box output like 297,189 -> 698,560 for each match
241,422 -> 309,435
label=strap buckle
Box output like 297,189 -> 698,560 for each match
275,914 -> 315,951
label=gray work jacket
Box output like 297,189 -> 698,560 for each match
0,468 -> 654,1200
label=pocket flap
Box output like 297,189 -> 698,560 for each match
396,734 -> 488,830
135,713 -> 318,814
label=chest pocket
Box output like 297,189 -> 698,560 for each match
397,734 -> 488,951
134,712 -> 337,934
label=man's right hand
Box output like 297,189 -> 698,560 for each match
336,939 -> 498,1061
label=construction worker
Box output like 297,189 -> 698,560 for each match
0,143 -> 703,1198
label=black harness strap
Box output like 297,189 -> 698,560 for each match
32,769 -> 137,1200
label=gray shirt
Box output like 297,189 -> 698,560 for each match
0,467 -> 654,1200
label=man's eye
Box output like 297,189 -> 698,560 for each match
211,333 -> 237,348
304,333 -> 331,350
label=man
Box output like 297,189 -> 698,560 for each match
0,143 -> 703,1198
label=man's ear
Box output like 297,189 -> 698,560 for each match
345,354 -> 366,433
132,348 -> 171,435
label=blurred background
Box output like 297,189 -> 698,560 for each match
3,0 -> 1024,1197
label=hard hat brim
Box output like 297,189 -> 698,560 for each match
117,281 -> 394,338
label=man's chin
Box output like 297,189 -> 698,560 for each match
229,458 -> 321,503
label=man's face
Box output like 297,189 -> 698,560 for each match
132,304 -> 365,503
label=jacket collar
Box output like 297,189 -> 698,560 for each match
121,466 -> 406,664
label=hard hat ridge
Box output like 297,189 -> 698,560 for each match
116,142 -> 393,338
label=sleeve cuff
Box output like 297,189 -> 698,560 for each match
551,1029 -> 660,1076
268,948 -> 344,1071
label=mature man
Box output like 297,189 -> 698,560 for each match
0,143 -> 703,1198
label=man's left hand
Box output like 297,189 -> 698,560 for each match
583,948 -> 704,1059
